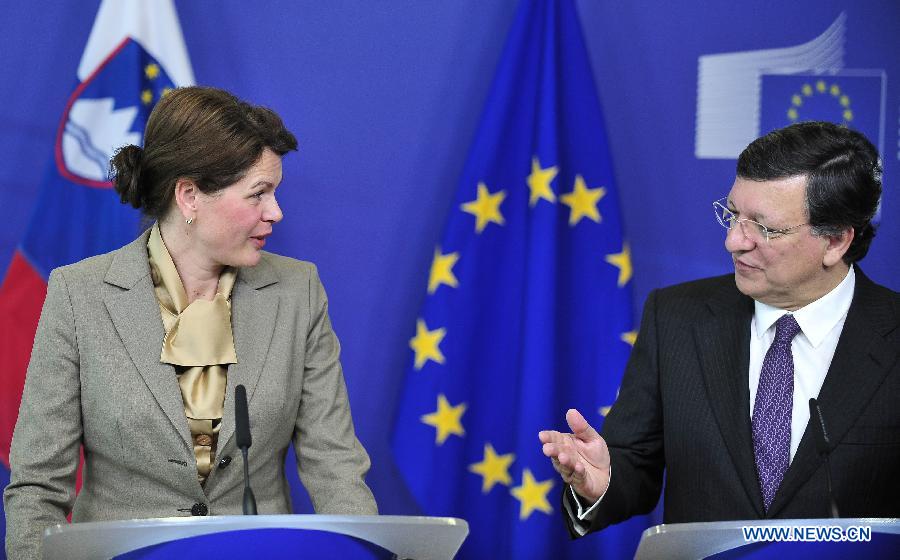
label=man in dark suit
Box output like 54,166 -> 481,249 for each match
539,121 -> 899,536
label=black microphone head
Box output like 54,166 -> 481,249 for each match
235,384 -> 252,449
809,398 -> 829,455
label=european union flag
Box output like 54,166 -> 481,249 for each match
391,0 -> 651,557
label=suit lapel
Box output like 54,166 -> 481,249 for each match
103,230 -> 193,447
769,269 -> 899,516
694,278 -> 765,517
217,256 -> 280,452
103,234 -> 284,455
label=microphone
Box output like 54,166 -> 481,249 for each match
235,384 -> 257,515
809,398 -> 839,518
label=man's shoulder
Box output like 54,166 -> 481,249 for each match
856,268 -> 900,300
644,273 -> 749,323
655,273 -> 738,301
853,268 -> 900,324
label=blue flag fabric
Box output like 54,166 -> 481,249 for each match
391,0 -> 651,557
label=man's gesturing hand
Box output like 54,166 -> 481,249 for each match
538,408 -> 611,503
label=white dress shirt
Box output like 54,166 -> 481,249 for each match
749,265 -> 855,462
567,266 -> 856,533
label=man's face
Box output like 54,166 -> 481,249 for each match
724,175 -> 839,310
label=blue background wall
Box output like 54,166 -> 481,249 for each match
1,1 -> 898,556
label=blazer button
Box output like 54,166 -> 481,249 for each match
218,456 -> 232,468
191,503 -> 208,516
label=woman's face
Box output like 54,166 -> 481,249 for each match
192,148 -> 284,268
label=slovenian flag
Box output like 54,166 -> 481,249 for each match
0,0 -> 194,544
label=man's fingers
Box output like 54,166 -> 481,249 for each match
541,443 -> 554,459
566,408 -> 600,441
549,448 -> 575,469
542,413 -> 609,501
569,461 -> 585,486
542,437 -> 578,460
551,455 -> 574,478
557,455 -> 586,487
538,429 -> 567,445
542,418 -> 606,492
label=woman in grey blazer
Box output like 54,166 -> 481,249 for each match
4,87 -> 377,559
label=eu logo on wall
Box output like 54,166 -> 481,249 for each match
759,73 -> 884,150
695,13 -> 886,162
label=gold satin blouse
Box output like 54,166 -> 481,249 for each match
147,224 -> 237,485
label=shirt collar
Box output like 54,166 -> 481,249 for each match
147,222 -> 236,314
753,265 -> 855,347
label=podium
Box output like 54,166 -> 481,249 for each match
42,515 -> 469,560
634,518 -> 900,559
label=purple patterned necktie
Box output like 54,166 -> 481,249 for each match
752,313 -> 801,512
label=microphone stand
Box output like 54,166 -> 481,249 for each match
235,384 -> 257,515
809,398 -> 840,518
240,445 -> 257,515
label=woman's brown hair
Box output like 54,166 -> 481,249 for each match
111,86 -> 298,218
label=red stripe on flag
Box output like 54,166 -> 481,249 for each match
0,251 -> 48,468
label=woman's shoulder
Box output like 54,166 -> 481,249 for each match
257,251 -> 315,272
52,231 -> 151,288
254,251 -> 316,275
50,247 -> 122,287
250,251 -> 321,288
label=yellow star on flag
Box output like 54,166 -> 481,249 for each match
461,182 -> 506,233
510,469 -> 554,520
620,331 -> 637,346
527,157 -> 557,207
605,242 -> 632,287
560,175 -> 605,225
141,89 -> 153,105
144,63 -> 160,80
428,248 -> 459,294
421,393 -> 466,445
409,319 -> 446,370
600,388 -> 620,417
469,443 -> 515,493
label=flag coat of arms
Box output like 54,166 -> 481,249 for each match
392,0 -> 652,557
0,0 -> 193,548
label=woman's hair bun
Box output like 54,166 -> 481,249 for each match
110,144 -> 144,209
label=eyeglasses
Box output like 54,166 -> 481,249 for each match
713,198 -> 807,243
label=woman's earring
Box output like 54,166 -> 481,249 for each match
186,217 -> 194,225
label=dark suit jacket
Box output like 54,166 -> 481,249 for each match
568,269 -> 900,535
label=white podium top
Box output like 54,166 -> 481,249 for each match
634,517 -> 900,560
43,514 -> 469,560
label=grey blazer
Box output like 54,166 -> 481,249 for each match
4,229 -> 377,559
